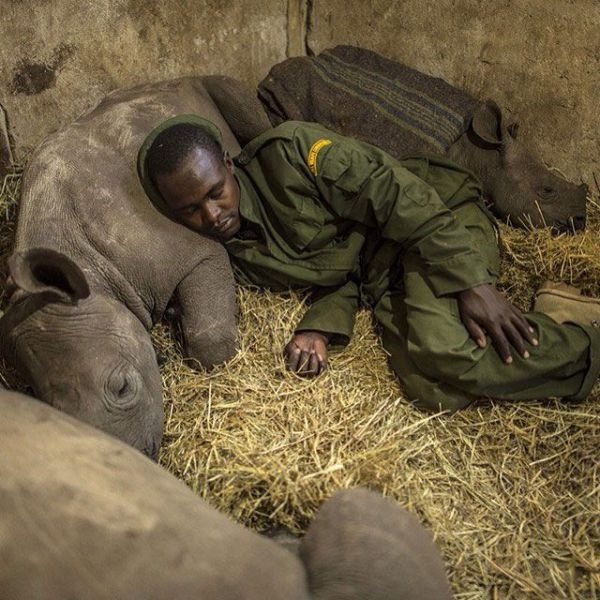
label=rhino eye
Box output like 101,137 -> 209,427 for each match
538,185 -> 556,200
106,366 -> 140,409
118,378 -> 132,397
116,373 -> 138,402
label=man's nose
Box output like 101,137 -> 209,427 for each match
205,204 -> 221,225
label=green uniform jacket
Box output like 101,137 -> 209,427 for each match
228,121 -> 496,345
139,118 -> 600,408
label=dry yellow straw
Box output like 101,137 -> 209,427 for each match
2,172 -> 599,599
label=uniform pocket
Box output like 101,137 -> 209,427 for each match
319,144 -> 378,194
286,194 -> 325,252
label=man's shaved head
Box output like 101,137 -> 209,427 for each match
147,121 -> 241,242
146,122 -> 223,182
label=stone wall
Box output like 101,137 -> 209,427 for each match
0,0 -> 288,158
1,0 -> 598,189
307,0 -> 600,187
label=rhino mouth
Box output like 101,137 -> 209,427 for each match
550,215 -> 586,235
143,437 -> 160,461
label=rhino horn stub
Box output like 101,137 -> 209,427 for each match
507,122 -> 520,139
8,248 -> 90,305
469,100 -> 504,149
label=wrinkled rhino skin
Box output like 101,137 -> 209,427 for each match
0,390 -> 453,600
257,47 -> 588,233
0,76 -> 271,458
446,100 -> 588,232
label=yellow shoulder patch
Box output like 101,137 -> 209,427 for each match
307,138 -> 332,176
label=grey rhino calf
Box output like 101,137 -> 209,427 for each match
258,45 -> 588,232
0,76 -> 271,458
0,389 -> 453,600
445,100 -> 588,231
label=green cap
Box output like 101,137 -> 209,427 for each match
137,114 -> 223,215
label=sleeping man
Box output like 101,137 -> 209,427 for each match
138,115 -> 600,412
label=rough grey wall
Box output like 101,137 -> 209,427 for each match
307,0 -> 600,188
2,0 -> 598,190
0,0 -> 287,158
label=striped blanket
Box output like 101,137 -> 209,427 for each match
258,45 -> 479,157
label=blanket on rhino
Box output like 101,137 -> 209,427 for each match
258,45 -> 588,231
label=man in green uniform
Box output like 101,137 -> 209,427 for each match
138,116 -> 600,412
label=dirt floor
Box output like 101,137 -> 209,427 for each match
1,170 -> 599,599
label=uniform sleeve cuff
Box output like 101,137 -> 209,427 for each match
427,255 -> 494,296
295,309 -> 354,347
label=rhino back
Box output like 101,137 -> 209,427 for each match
258,45 -> 480,157
15,77 -> 239,322
0,390 -> 309,600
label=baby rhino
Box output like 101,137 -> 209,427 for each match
258,45 -> 588,232
0,389 -> 453,600
0,76 -> 271,458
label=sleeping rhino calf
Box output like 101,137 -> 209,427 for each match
258,45 -> 588,232
0,76 -> 272,458
445,99 -> 588,231
0,389 -> 453,600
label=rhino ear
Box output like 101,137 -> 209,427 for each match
469,100 -> 504,149
8,248 -> 90,304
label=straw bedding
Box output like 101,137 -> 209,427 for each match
1,170 -> 598,599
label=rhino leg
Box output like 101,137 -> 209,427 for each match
203,75 -> 272,147
175,249 -> 238,368
299,488 -> 453,600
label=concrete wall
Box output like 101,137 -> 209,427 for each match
1,0 -> 598,189
307,0 -> 600,187
0,0 -> 288,158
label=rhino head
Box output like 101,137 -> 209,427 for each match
0,248 -> 163,459
449,100 -> 588,232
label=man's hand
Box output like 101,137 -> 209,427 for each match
284,331 -> 330,376
457,283 -> 538,364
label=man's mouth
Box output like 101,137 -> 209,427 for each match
214,215 -> 239,239
215,216 -> 232,234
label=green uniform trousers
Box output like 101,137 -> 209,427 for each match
374,202 -> 600,412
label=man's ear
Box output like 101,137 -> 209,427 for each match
223,150 -> 235,173
8,248 -> 90,305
